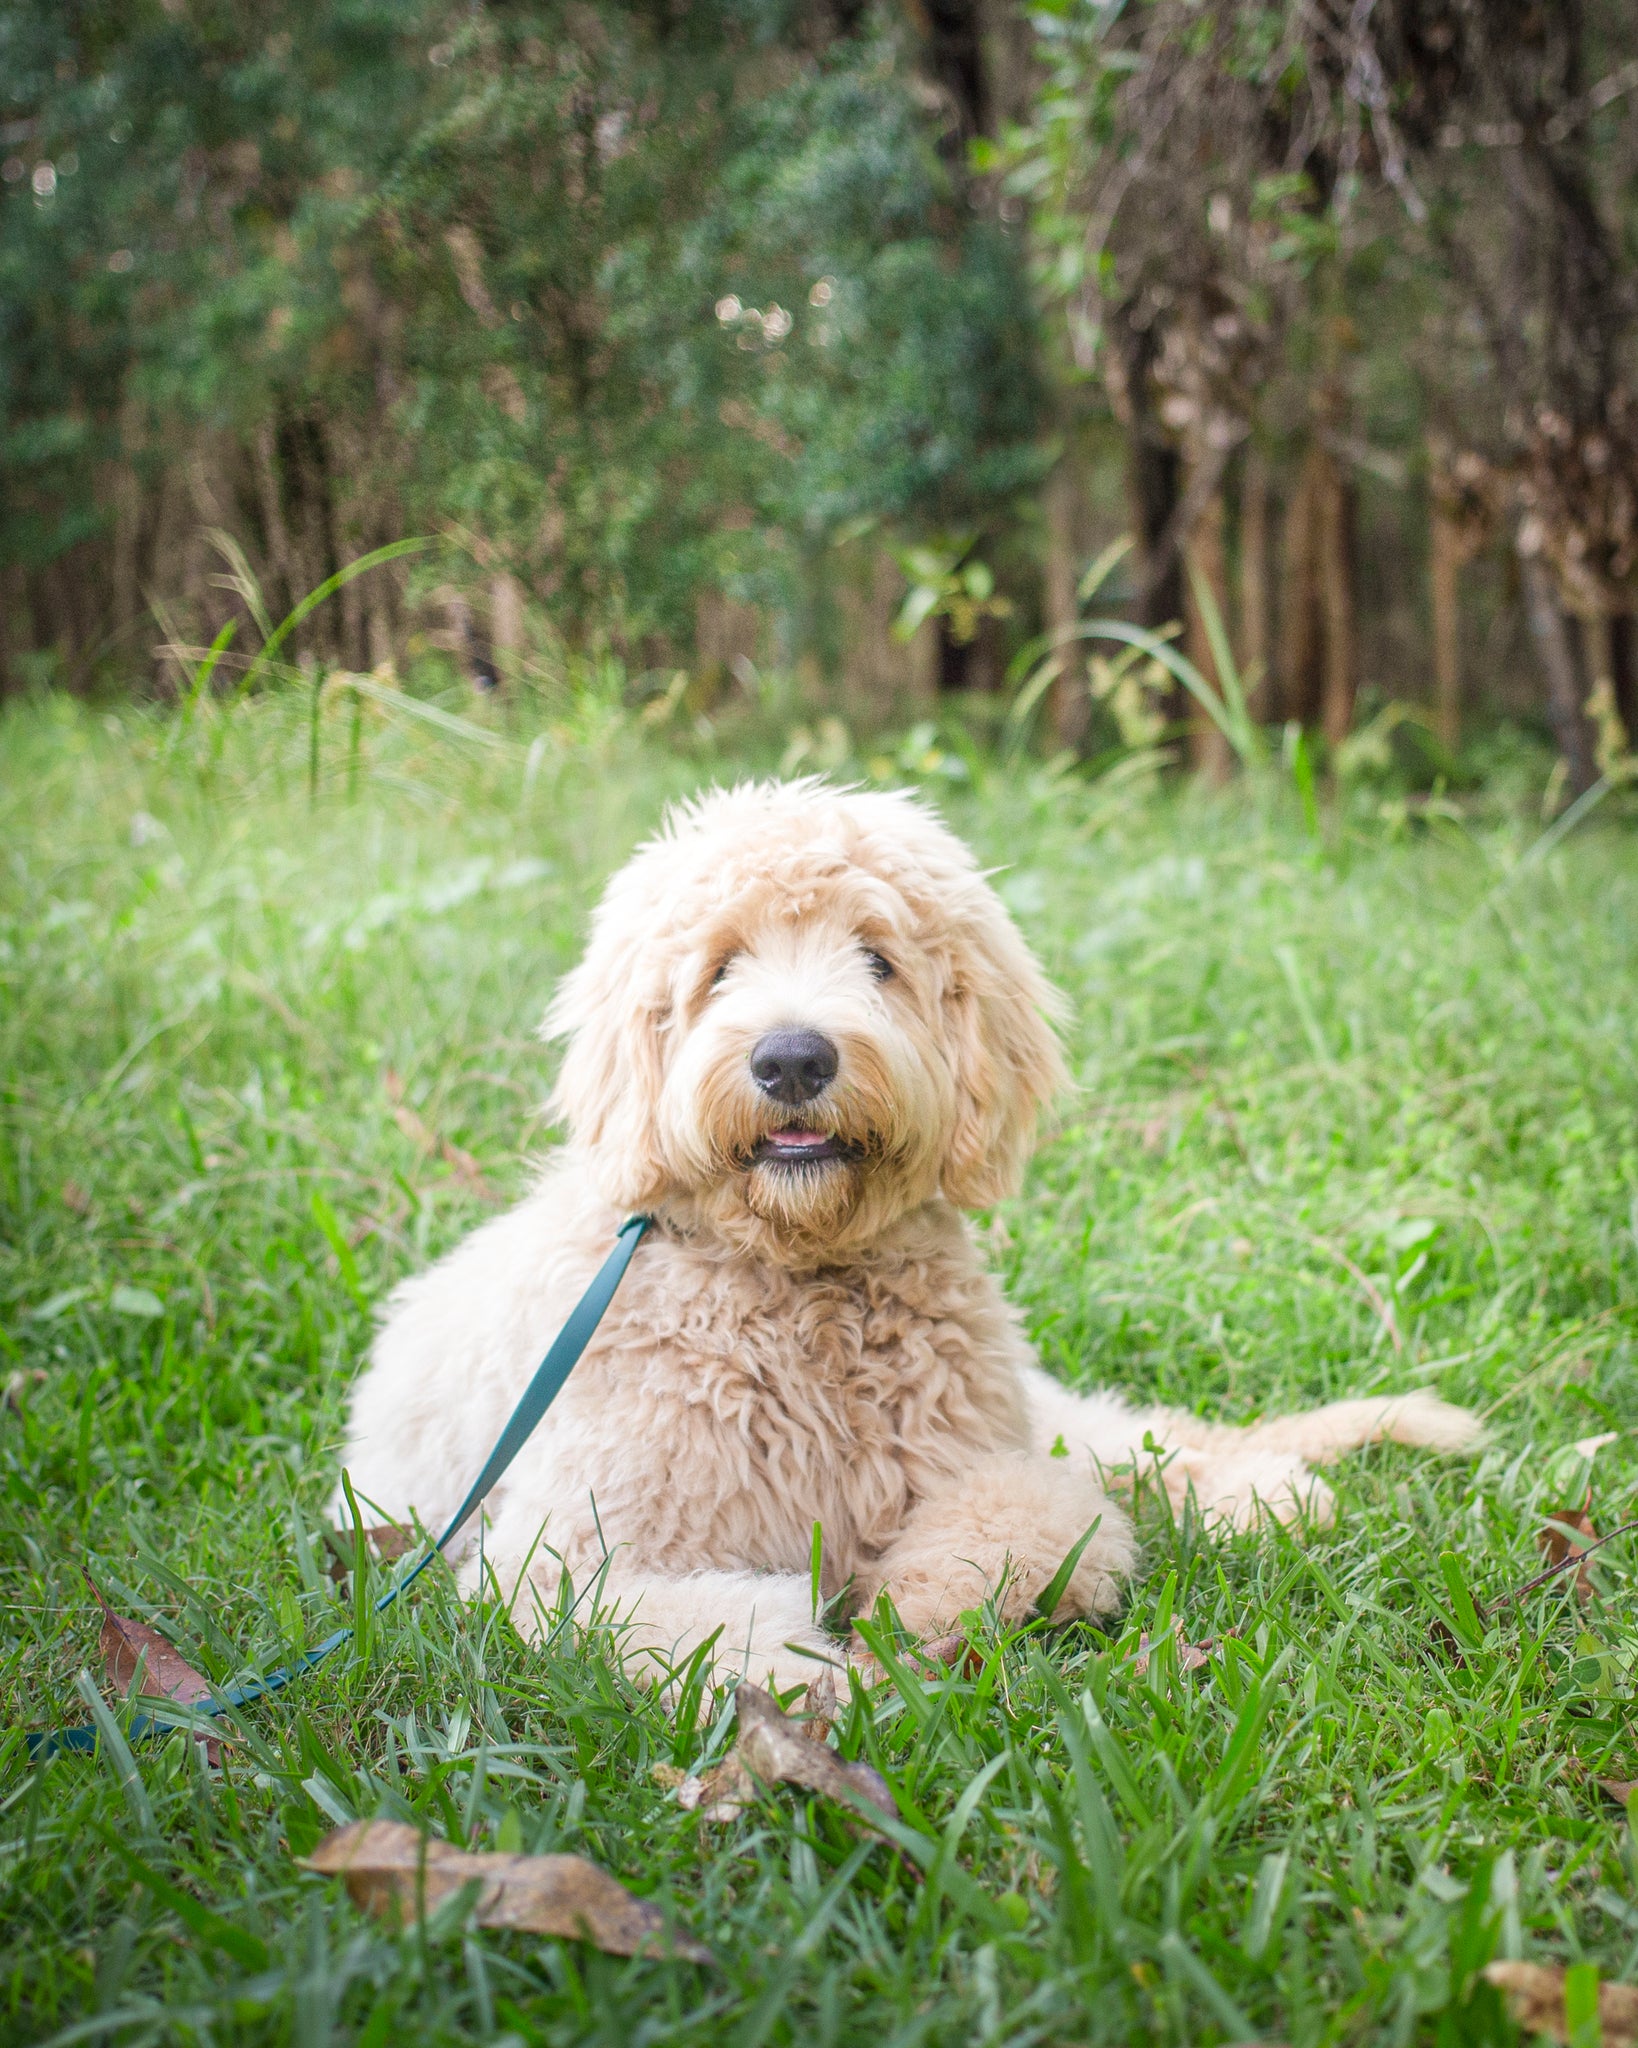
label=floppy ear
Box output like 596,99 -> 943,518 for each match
545,913 -> 673,1212
938,900 -> 1069,1210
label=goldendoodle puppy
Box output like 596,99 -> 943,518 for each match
335,779 -> 1479,1691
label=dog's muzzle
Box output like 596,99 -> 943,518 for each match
749,1029 -> 838,1105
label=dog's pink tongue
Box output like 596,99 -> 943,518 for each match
767,1129 -> 829,1152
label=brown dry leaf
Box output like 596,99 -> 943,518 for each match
384,1070 -> 492,1195
676,1751 -> 756,1824
1428,1617 -> 1467,1667
323,1524 -> 416,1583
1484,1961 -> 1638,2044
86,1571 -> 222,1763
61,1180 -> 92,1216
734,1682 -> 897,1823
919,1633 -> 984,1677
303,1819 -> 711,1963
1599,1778 -> 1638,1807
1134,1619 -> 1216,1678
676,1673 -> 891,1827
1539,1493 -> 1601,1602
4,1368 -> 48,1412
799,1667 -> 838,1741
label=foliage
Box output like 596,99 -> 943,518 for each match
0,0 -> 1044,661
3,699 -> 1638,2040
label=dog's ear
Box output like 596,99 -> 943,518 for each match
545,920 -> 673,1210
938,902 -> 1069,1210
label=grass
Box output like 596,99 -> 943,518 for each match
2,681 -> 1637,2046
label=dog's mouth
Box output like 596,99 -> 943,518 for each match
749,1127 -> 860,1168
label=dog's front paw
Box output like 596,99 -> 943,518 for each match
865,1472 -> 1137,1635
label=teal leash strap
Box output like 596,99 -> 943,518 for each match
28,1214 -> 652,1760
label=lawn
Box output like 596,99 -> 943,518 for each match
3,686 -> 1637,2046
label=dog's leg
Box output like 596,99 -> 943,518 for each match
607,1569 -> 840,1699
1020,1365 -> 1482,1532
857,1451 -> 1135,1638
477,1540 -> 838,1699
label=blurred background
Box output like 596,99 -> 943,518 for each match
1,0 -> 1635,798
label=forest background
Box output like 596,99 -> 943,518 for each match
3,0 -> 1638,798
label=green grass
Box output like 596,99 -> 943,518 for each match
2,685 -> 1637,2047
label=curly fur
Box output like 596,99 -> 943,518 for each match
334,779 -> 1481,1695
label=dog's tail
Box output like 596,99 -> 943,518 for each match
1242,1391 -> 1485,1466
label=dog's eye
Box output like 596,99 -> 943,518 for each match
710,955 -> 737,990
863,949 -> 894,982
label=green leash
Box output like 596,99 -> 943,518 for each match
29,1214 -> 652,1760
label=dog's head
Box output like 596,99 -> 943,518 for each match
546,780 -> 1067,1263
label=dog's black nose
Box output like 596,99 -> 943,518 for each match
749,1029 -> 838,1104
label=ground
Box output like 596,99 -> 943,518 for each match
2,686 -> 1637,2046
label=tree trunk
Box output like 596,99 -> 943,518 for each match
1183,446 -> 1234,782
490,572 -> 526,691
1107,300 -> 1185,640
1277,448 -> 1323,729
1611,611 -> 1637,751
0,565 -> 17,703
1237,444 -> 1270,720
1044,453 -> 1089,752
1430,495 -> 1463,753
254,419 -> 296,629
1519,546 -> 1599,797
1316,447 -> 1357,750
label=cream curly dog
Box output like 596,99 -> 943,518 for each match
335,780 -> 1479,1691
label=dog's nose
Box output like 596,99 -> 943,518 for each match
749,1029 -> 838,1104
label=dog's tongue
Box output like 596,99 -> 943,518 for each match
766,1129 -> 830,1154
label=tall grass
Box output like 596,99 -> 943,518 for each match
2,689 -> 1637,2045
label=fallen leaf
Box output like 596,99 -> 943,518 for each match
1427,1617 -> 1468,1667
61,1180 -> 91,1216
1599,1778 -> 1638,1807
87,1571 -> 222,1763
676,1679 -> 894,1827
1539,1493 -> 1601,1603
4,1368 -> 47,1412
733,1683 -> 897,1823
302,1819 -> 710,1962
799,1667 -> 838,1741
1484,1960 -> 1638,2044
1489,1517 -> 1638,1614
1134,1619 -> 1215,1677
675,1751 -> 756,1823
323,1523 -> 416,1583
919,1633 -> 984,1677
384,1071 -> 492,1195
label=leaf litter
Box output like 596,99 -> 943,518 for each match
1133,1619 -> 1216,1677
1538,1491 -> 1602,1603
303,1818 -> 712,1962
322,1522 -> 415,1582
1427,1486 -> 1638,1666
3,1368 -> 48,1411
676,1674 -> 896,1829
85,1570 -> 223,1763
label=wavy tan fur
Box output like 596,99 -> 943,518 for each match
334,780 -> 1481,1695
